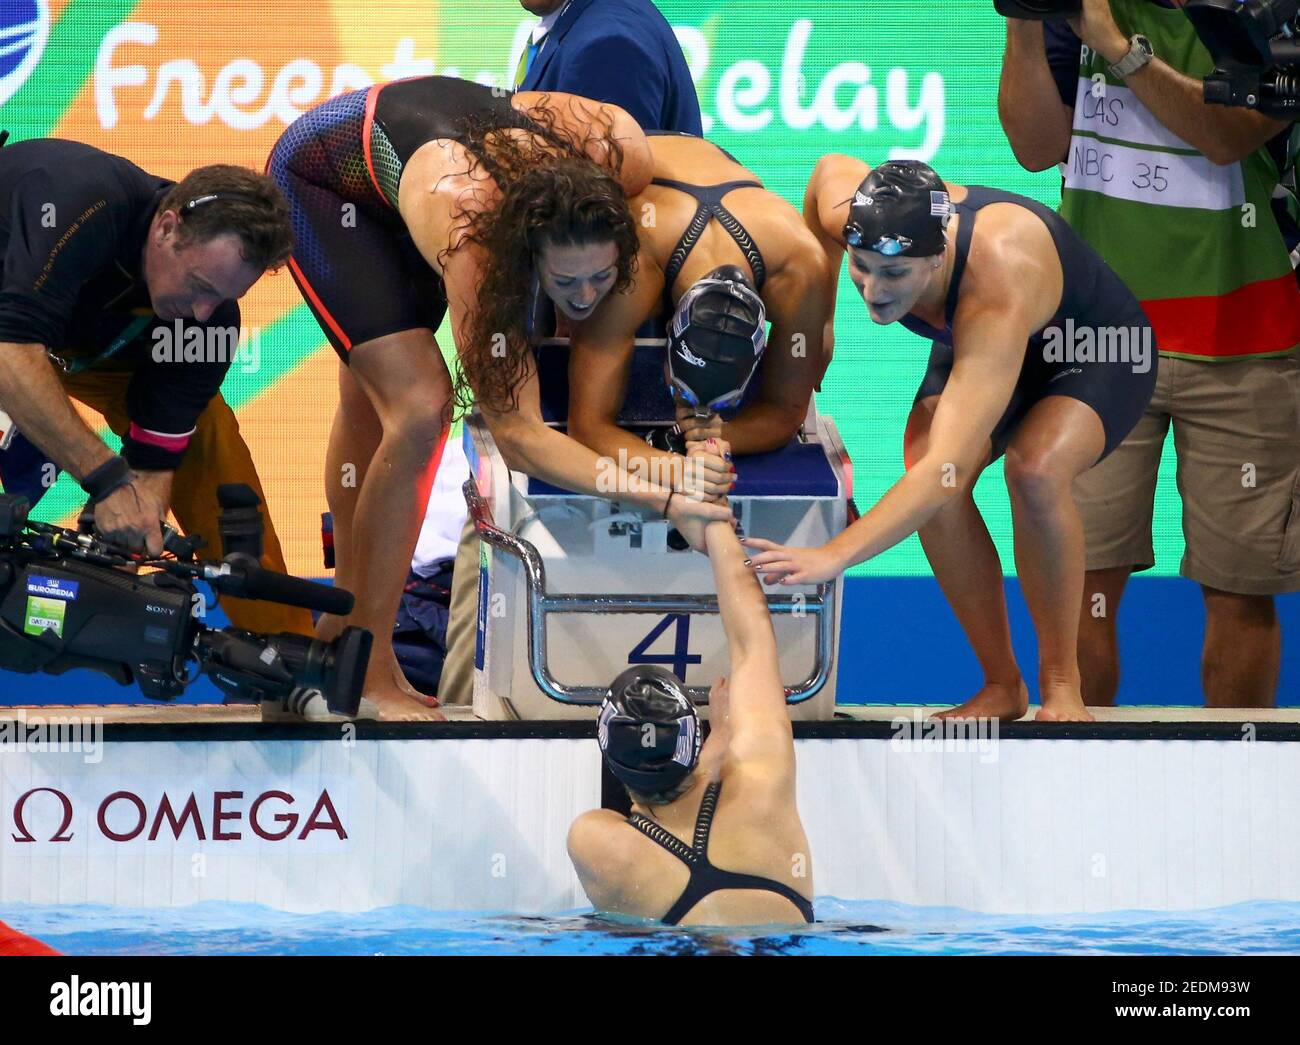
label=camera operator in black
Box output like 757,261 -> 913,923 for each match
0,138 -> 311,637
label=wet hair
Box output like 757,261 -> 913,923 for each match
443,101 -> 640,417
158,165 -> 294,271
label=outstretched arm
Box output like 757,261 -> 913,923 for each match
702,519 -> 794,779
743,299 -> 1033,584
674,473 -> 790,776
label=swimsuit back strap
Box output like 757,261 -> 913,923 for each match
650,179 -> 768,293
627,814 -> 698,866
629,780 -> 815,926
660,196 -> 715,295
692,779 -> 722,852
658,863 -> 815,926
650,177 -> 764,197
685,869 -> 817,924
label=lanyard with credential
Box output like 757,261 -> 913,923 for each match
49,313 -> 154,375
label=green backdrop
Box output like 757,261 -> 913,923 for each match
0,0 -> 1188,576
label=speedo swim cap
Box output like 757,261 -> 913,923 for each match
843,161 -> 952,257
667,265 -> 766,415
598,665 -> 701,795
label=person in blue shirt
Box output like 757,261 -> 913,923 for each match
515,0 -> 702,134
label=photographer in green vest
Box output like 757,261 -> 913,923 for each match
999,0 -> 1300,708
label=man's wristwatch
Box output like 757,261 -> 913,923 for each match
1109,34 -> 1155,80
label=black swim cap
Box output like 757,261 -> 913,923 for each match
667,265 -> 767,415
843,161 -> 952,257
598,665 -> 701,796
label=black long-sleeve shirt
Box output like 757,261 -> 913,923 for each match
0,138 -> 236,470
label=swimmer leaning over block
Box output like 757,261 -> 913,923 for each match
268,77 -> 732,719
566,131 -> 834,499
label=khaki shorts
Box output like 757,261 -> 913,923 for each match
1073,354 -> 1300,596
437,514 -> 480,706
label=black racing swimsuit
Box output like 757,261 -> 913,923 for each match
900,185 -> 1157,462
628,779 -> 815,926
645,131 -> 767,327
267,77 -> 536,360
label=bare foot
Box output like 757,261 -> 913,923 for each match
932,680 -> 1029,723
367,687 -> 447,721
1034,681 -> 1094,723
376,659 -> 441,709
390,667 -> 439,709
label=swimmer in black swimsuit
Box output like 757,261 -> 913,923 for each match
566,132 -> 834,501
745,157 -> 1158,723
267,78 -> 732,718
568,496 -> 814,927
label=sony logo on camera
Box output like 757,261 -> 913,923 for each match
0,489 -> 368,713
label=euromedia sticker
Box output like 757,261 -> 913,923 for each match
23,574 -> 77,638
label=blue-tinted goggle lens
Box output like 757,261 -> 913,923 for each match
844,223 -> 912,256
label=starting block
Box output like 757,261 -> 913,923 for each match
463,339 -> 851,721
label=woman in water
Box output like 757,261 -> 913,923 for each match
568,500 -> 814,927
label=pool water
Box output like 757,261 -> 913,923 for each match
3,900 -> 1298,956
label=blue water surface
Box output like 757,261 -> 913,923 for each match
3,900 -> 1298,956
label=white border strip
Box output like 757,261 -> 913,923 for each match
2,736 -> 1296,914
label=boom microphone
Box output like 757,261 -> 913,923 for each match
239,563 -> 356,616
203,555 -> 356,616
